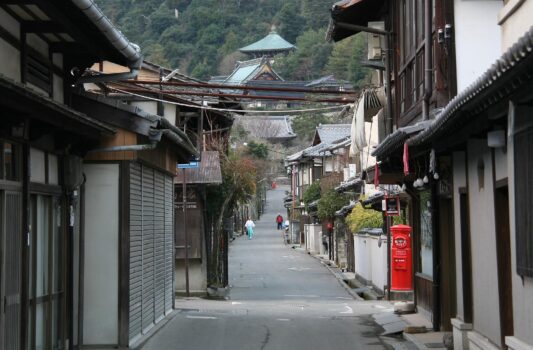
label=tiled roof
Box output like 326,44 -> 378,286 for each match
175,151 -> 222,184
239,30 -> 295,53
371,121 -> 431,158
241,115 -> 296,139
314,124 -> 351,145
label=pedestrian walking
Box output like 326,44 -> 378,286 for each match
276,214 -> 283,230
245,218 -> 255,239
322,233 -> 329,254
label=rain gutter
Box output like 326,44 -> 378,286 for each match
71,0 -> 143,83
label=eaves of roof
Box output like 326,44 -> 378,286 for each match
327,0 -> 386,42
409,27 -> 533,147
372,121 -> 431,159
0,74 -> 115,136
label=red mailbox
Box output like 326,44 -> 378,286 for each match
391,224 -> 413,291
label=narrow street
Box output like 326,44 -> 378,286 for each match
141,186 -> 411,350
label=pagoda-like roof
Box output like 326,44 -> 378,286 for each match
223,58 -> 283,85
239,30 -> 296,55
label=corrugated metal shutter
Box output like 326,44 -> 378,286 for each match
153,172 -> 166,320
129,163 -> 143,342
164,176 -> 174,313
3,191 -> 22,350
141,167 -> 155,332
129,163 -> 175,343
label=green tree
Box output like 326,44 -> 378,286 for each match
317,189 -> 349,221
246,141 -> 269,159
302,181 -> 321,207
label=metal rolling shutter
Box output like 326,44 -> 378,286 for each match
129,163 -> 143,341
3,192 -> 22,350
141,167 -> 155,331
153,172 -> 166,320
129,163 -> 175,343
164,176 -> 174,313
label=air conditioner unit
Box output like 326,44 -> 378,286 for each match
367,21 -> 385,61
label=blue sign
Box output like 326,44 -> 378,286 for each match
177,161 -> 199,169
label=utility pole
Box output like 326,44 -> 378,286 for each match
182,167 -> 190,297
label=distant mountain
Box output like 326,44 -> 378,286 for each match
95,0 -> 369,86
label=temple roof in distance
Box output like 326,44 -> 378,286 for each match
239,30 -> 296,55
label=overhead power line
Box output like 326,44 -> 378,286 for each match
113,86 -> 353,104
108,87 -> 352,114
121,79 -> 359,95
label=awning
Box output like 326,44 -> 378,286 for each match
327,0 -> 386,42
175,151 -> 222,184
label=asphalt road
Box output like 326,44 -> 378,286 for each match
141,186 -> 406,350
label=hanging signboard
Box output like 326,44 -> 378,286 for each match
385,195 -> 401,216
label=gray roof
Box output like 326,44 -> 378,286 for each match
314,124 -> 351,145
239,30 -> 296,53
223,58 -> 282,85
175,151 -> 222,184
241,115 -> 296,140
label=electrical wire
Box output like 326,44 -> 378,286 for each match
108,87 -> 353,114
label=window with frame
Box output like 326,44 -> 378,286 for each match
0,142 -> 22,181
398,0 -> 426,115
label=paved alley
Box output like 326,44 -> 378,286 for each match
141,186 -> 409,350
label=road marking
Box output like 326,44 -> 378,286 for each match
340,306 -> 354,314
276,318 -> 291,322
284,294 -> 319,298
186,315 -> 218,320
231,302 -> 242,305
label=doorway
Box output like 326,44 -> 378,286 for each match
438,198 -> 456,331
495,184 -> 513,349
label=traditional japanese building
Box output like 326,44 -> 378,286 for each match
239,27 -> 296,58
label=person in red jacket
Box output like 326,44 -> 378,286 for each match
276,214 -> 283,230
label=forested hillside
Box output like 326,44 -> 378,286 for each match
95,0 -> 369,85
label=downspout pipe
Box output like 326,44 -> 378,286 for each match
72,0 -> 143,83
423,0 -> 433,120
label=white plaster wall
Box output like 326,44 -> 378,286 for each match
507,102 -> 533,346
452,151 -> 467,320
454,0 -> 501,93
499,0 -> 533,51
369,236 -> 388,292
494,147 -> 508,181
0,38 -> 20,82
355,234 -> 372,282
131,101 -> 158,116
163,103 -> 176,125
82,164 -> 119,345
306,224 -> 321,254
467,140 -> 501,346
0,8 -> 20,39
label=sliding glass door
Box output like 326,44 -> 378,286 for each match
28,195 -> 64,350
